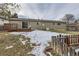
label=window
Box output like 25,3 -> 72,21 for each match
37,22 -> 40,25
57,23 -> 61,25
22,22 -> 28,28
37,22 -> 39,25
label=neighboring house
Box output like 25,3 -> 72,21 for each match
0,16 -> 66,31
67,20 -> 79,31
2,16 -> 79,31
8,18 -> 66,31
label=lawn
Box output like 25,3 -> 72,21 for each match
0,32 -> 35,56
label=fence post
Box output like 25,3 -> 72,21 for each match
78,35 -> 79,44
51,36 -> 56,51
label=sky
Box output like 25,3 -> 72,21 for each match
18,3 -> 79,20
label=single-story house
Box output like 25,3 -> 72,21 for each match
9,18 -> 66,30
0,17 -> 66,31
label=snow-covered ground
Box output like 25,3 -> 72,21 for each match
10,30 -> 65,56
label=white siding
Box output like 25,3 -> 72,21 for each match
9,21 -> 22,29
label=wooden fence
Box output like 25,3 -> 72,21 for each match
4,23 -> 17,31
52,34 -> 79,47
3,23 -> 32,32
51,34 -> 79,56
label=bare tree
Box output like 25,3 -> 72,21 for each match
62,14 -> 75,24
0,3 -> 21,20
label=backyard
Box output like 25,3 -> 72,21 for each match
0,30 -> 63,56
0,29 -> 78,56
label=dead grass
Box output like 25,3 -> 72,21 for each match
49,29 -> 79,35
0,32 -> 34,56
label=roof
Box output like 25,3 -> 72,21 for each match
0,16 -> 66,23
9,18 -> 66,23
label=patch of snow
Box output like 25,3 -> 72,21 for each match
46,52 -> 52,56
10,32 -> 25,35
27,52 -> 32,54
10,30 -> 65,56
19,38 -> 26,45
75,48 -> 79,52
5,46 -> 13,49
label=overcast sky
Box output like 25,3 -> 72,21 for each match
18,3 -> 79,20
